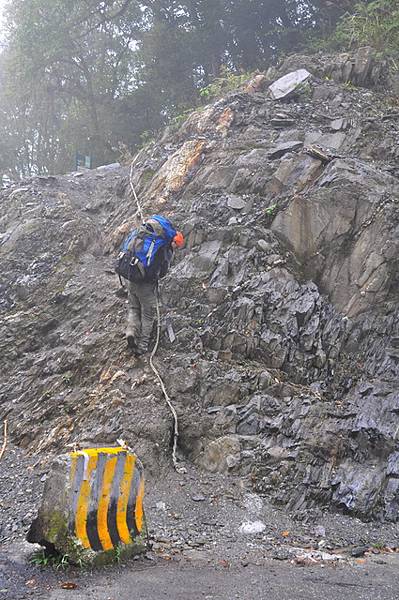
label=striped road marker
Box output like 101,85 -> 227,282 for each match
68,447 -> 144,551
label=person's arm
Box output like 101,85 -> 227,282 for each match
159,245 -> 173,279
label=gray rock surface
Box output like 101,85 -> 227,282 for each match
278,47 -> 389,89
1,52 -> 399,525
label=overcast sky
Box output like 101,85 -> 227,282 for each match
0,1 -> 6,45
0,1 -> 5,27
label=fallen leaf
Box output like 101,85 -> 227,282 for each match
355,559 -> 366,565
218,559 -> 230,568
61,582 -> 78,590
281,530 -> 290,537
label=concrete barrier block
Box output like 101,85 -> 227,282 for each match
27,447 -> 146,564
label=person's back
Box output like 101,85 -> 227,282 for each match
116,215 -> 184,356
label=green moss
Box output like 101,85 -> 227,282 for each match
43,510 -> 146,567
46,511 -> 69,544
141,169 -> 156,184
43,510 -> 86,565
92,536 -> 146,567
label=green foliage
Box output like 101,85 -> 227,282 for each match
199,67 -> 254,101
296,81 -> 312,97
139,131 -> 155,148
265,204 -> 278,216
372,541 -> 386,550
170,107 -> 195,128
343,80 -> 357,91
334,0 -> 399,55
113,544 -> 123,564
314,0 -> 399,57
30,549 -> 72,570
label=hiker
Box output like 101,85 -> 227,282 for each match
115,215 -> 184,356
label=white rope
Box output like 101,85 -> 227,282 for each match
129,155 -> 144,223
150,289 -> 186,474
0,420 -> 8,461
129,156 -> 185,474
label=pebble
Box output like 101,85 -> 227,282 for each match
191,495 -> 206,502
314,525 -> 326,537
351,546 -> 369,557
240,521 -> 266,535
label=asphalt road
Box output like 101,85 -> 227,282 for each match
48,555 -> 399,600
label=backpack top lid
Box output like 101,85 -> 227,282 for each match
121,214 -> 177,254
146,215 -> 176,242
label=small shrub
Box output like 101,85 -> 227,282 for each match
139,130 -> 155,148
306,0 -> 399,60
265,204 -> 277,217
333,0 -> 399,57
113,544 -> 123,564
170,107 -> 195,129
199,66 -> 255,102
30,549 -> 72,570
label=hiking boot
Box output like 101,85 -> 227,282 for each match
115,287 -> 128,299
134,345 -> 148,357
126,335 -> 138,351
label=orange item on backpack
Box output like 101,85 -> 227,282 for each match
173,231 -> 185,248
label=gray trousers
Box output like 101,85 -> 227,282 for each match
126,281 -> 157,350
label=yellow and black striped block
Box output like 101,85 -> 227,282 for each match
68,447 -> 144,552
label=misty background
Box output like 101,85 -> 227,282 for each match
0,0 -> 397,180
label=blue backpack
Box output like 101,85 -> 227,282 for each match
115,215 -> 176,283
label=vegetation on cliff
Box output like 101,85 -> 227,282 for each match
1,0 -> 398,178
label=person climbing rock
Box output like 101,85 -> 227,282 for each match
115,215 -> 184,356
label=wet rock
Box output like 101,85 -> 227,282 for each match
239,521 -> 266,535
314,526 -> 326,538
244,73 -> 268,94
198,436 -> 241,474
278,47 -> 387,89
227,196 -> 246,210
267,141 -> 303,159
191,495 -> 206,502
271,153 -> 322,193
351,546 -> 369,558
150,139 -> 207,202
330,118 -> 348,132
96,162 -> 121,172
353,47 -> 375,86
257,239 -> 270,252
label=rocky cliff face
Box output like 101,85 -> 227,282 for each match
1,50 -> 398,522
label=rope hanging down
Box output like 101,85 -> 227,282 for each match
129,160 -> 185,474
0,420 -> 8,461
150,288 -> 185,474
129,155 -> 144,223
